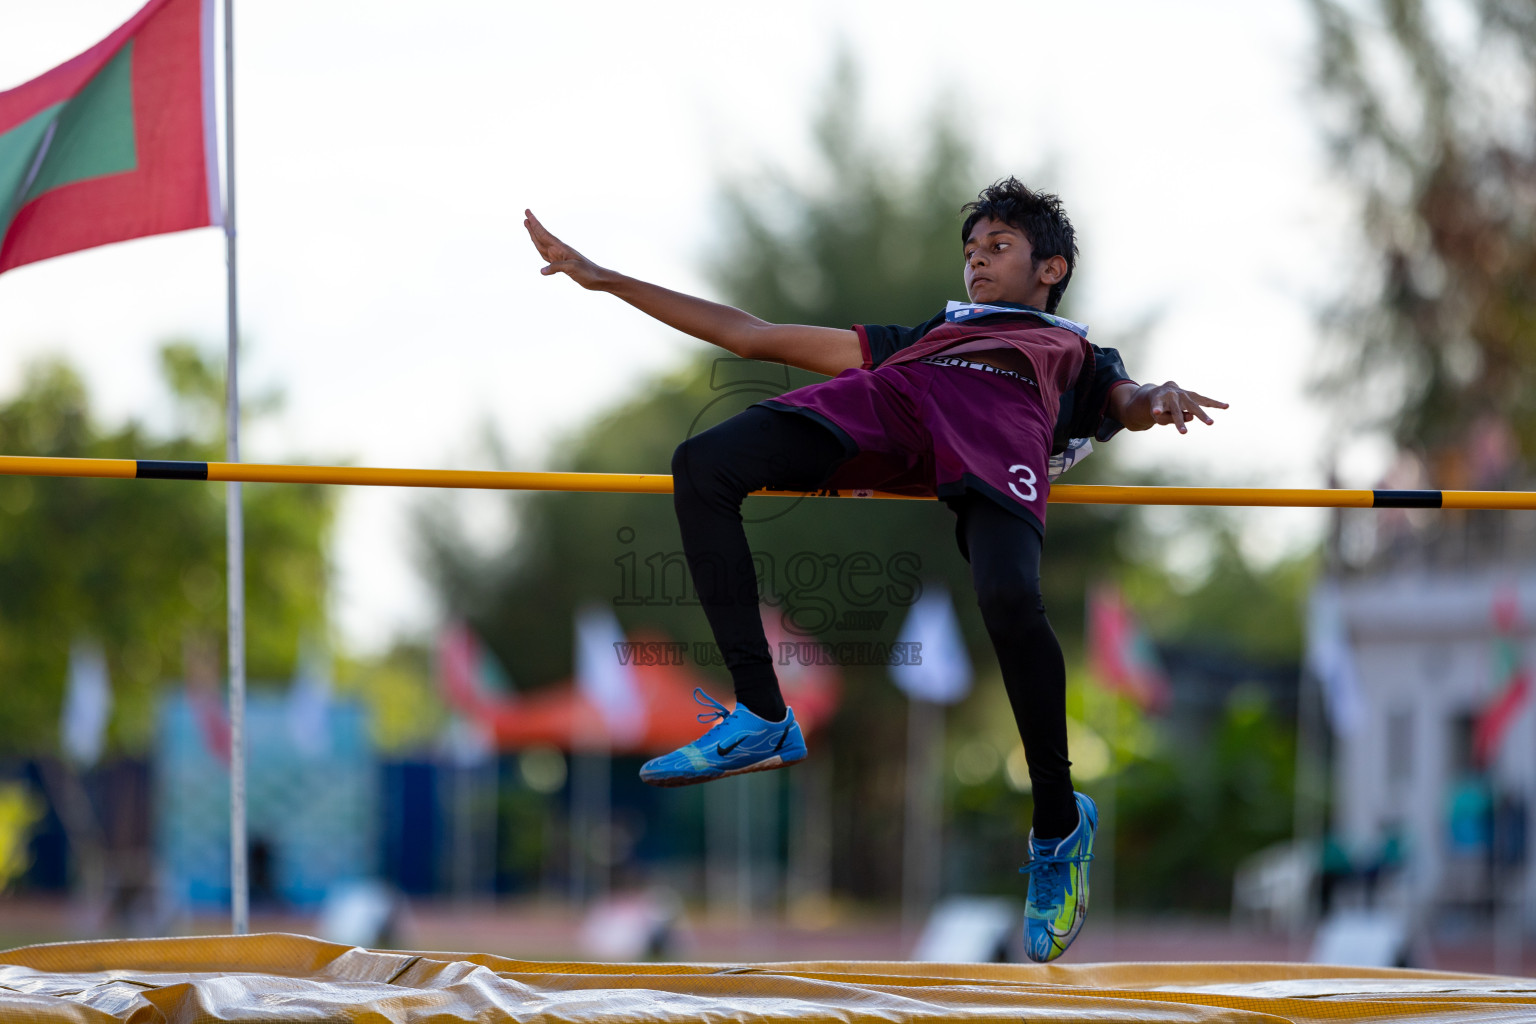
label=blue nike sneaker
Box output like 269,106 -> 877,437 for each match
1021,791 -> 1097,963
639,688 -> 807,787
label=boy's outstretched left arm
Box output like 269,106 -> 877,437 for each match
1108,381 -> 1228,434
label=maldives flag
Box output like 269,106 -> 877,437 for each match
438,622 -> 517,720
1473,586 -> 1531,767
0,0 -> 220,274
1087,584 -> 1170,712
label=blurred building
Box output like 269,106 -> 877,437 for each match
1324,465 -> 1536,935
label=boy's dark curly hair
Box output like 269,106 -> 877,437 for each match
960,177 -> 1078,314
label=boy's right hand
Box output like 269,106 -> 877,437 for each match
524,209 -> 612,291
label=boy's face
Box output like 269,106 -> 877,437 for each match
962,216 -> 1064,308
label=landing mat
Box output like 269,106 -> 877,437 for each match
2,932 -> 1535,1022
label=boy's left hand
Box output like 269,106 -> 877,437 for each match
1115,381 -> 1228,434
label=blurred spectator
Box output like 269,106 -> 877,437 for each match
1319,833 -> 1353,914
1360,821 -> 1406,908
1492,792 -> 1527,870
1446,775 -> 1493,853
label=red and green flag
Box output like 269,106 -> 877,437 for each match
0,0 -> 220,274
438,622 -> 517,721
1087,584 -> 1170,712
1473,586 -> 1530,767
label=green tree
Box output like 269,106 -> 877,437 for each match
1113,684 -> 1297,911
1309,0 -> 1536,464
0,345 -> 335,755
1128,516 -> 1315,661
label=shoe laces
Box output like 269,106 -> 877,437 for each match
692,687 -> 732,725
1020,847 -> 1093,912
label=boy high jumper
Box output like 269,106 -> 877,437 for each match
524,178 -> 1226,961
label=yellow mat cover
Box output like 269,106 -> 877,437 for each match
2,932 -> 1534,1023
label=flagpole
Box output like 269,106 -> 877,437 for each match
222,0 -> 249,937
901,696 -> 941,932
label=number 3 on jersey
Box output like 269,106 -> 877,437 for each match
1008,463 -> 1039,503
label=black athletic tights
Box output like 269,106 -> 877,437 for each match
671,405 -> 1077,839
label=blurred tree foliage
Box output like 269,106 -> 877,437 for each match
1128,514 -> 1315,661
1113,683 -> 1297,910
1309,0 -> 1536,467
334,641 -> 444,755
1113,527 -> 1307,910
0,780 -> 44,892
0,345 -> 334,756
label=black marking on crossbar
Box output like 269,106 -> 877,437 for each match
136,460 -> 209,481
1373,489 -> 1442,509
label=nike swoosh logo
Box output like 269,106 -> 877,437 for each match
717,737 -> 744,756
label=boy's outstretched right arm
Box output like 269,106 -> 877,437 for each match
525,210 -> 862,377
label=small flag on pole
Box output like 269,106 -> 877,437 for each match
890,586 -> 972,705
286,645 -> 332,759
438,622 -> 517,718
1304,583 -> 1365,737
1473,585 -> 1531,767
0,0 -> 220,274
183,639 -> 230,764
60,640 -> 111,767
1087,584 -> 1170,712
574,604 -> 645,746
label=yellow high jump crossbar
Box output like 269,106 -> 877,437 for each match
0,453 -> 1534,510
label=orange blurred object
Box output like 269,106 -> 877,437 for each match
439,625 -> 839,756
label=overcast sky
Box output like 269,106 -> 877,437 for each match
0,0 -> 1378,652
